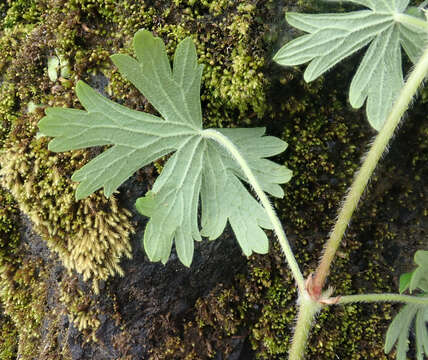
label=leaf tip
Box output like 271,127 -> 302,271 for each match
303,69 -> 316,83
74,180 -> 92,200
133,28 -> 155,47
135,193 -> 156,217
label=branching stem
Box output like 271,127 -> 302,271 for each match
338,293 -> 428,305
201,129 -> 305,293
312,44 -> 428,296
288,293 -> 321,360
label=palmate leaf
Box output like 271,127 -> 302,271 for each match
385,250 -> 428,360
385,304 -> 428,360
38,30 -> 292,267
273,0 -> 427,130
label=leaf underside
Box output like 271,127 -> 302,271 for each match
273,0 -> 427,130
410,250 -> 428,293
386,250 -> 428,360
385,304 -> 428,360
38,30 -> 292,267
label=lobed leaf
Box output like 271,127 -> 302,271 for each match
274,0 -> 427,130
385,304 -> 428,360
38,30 -> 292,267
385,250 -> 428,359
410,250 -> 428,293
111,30 -> 203,129
39,82 -> 194,199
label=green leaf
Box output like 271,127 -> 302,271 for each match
47,55 -> 59,82
399,271 -> 413,293
58,54 -> 71,79
273,0 -> 427,130
385,303 -> 428,360
410,250 -> 428,293
386,250 -> 428,360
38,30 -> 292,267
385,304 -> 417,359
416,307 -> 428,359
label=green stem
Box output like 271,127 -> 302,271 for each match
312,45 -> 428,296
288,293 -> 321,360
338,293 -> 428,306
202,128 -> 305,293
395,13 -> 428,31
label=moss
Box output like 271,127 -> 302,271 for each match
59,276 -> 101,342
149,284 -> 248,360
0,110 -> 134,291
0,188 -> 49,359
0,189 -> 20,360
0,258 -> 48,358
1,0 -> 42,29
0,316 -> 18,360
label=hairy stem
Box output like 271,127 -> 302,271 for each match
312,45 -> 428,296
288,293 -> 321,360
338,293 -> 428,306
202,128 -> 305,293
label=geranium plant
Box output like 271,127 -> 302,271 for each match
38,1 -> 428,357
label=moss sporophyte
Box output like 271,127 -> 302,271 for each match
37,1 -> 427,358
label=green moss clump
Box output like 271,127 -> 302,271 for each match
0,189 -> 49,359
0,189 -> 20,360
1,0 -> 41,29
0,315 -> 18,360
0,258 -> 48,358
59,276 -> 101,342
0,190 -> 20,259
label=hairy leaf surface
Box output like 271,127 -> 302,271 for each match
385,250 -> 428,360
274,0 -> 427,130
38,30 -> 292,267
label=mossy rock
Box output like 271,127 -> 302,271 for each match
0,0 -> 426,359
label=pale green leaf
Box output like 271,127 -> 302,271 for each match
40,83 -> 192,199
399,271 -> 413,294
274,0 -> 427,130
385,250 -> 428,359
111,30 -> 203,129
410,250 -> 428,293
385,304 -> 428,360
47,56 -> 59,82
416,307 -> 428,359
38,30 -> 292,267
385,304 -> 418,359
58,54 -> 71,79
27,101 -> 43,113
